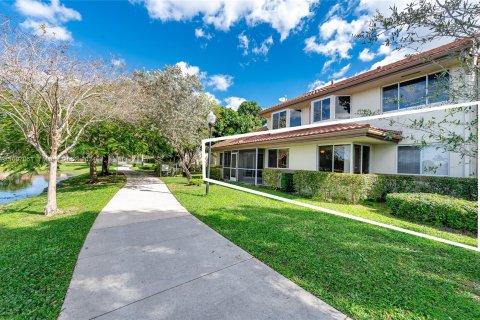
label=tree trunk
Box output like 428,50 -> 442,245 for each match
89,153 -> 99,183
178,153 -> 192,180
44,158 -> 58,216
101,154 -> 110,176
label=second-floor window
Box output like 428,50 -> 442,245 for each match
272,110 -> 287,129
335,96 -> 351,119
290,109 -> 302,127
382,72 -> 450,112
312,98 -> 331,122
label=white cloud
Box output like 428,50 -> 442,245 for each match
332,63 -> 350,78
224,97 -> 246,111
111,57 -> 126,68
134,0 -> 318,41
175,61 -> 233,92
304,15 -> 369,59
15,0 -> 81,41
15,0 -> 81,23
20,20 -> 72,41
359,48 -> 375,61
204,92 -> 220,104
252,36 -> 273,55
307,77 -> 347,91
208,74 -> 233,91
308,79 -> 328,91
238,33 -> 250,55
194,28 -> 212,40
175,61 -> 206,78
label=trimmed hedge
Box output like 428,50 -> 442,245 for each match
263,169 -> 477,204
263,169 -> 282,189
386,193 -> 478,233
210,167 -> 222,180
293,170 -> 376,204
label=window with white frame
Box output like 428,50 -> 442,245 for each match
272,110 -> 287,129
397,145 -> 448,175
318,145 -> 351,173
353,145 -> 370,174
335,96 -> 351,119
382,72 -> 450,112
290,109 -> 302,127
268,149 -> 289,168
312,98 -> 331,122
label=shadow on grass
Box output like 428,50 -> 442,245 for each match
187,202 -> 480,320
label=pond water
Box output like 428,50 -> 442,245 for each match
0,173 -> 69,205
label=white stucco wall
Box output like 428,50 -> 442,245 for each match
371,144 -> 397,174
287,144 -> 317,170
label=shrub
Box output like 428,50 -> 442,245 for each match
280,172 -> 295,192
370,175 -> 478,202
386,193 -> 478,233
420,176 -> 477,201
369,175 -> 417,201
209,167 -> 222,180
263,169 -> 282,189
293,171 -> 376,204
187,178 -> 203,186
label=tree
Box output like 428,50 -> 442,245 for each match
0,21 -> 136,215
237,100 -> 266,133
213,105 -> 241,137
212,101 -> 265,137
357,0 -> 479,159
135,66 -> 212,180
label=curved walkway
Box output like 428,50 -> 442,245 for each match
60,169 -> 348,320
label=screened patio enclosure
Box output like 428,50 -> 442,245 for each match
220,149 -> 265,185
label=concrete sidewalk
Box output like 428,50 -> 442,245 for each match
60,169 -> 348,320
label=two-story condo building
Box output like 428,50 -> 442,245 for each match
212,38 -> 478,185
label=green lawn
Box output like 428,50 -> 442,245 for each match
163,176 -> 480,320
0,173 -> 125,318
131,162 -> 156,173
224,181 -> 477,247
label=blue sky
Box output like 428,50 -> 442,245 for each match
1,0 -> 421,110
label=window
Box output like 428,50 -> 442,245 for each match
272,111 -> 287,129
312,98 -> 331,122
397,145 -> 448,175
382,72 -> 449,112
382,84 -> 398,112
399,77 -> 426,108
219,153 -> 223,166
335,96 -> 351,119
353,145 -> 370,174
278,149 -> 288,168
318,145 -> 350,173
290,109 -> 302,127
428,72 -> 450,103
223,151 -> 231,167
268,149 -> 289,168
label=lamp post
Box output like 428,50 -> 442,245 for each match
206,111 -> 216,195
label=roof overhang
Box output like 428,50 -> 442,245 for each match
212,127 -> 401,151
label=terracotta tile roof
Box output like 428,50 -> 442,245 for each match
212,123 -> 401,149
260,38 -> 471,115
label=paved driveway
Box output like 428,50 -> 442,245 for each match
60,169 -> 348,320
